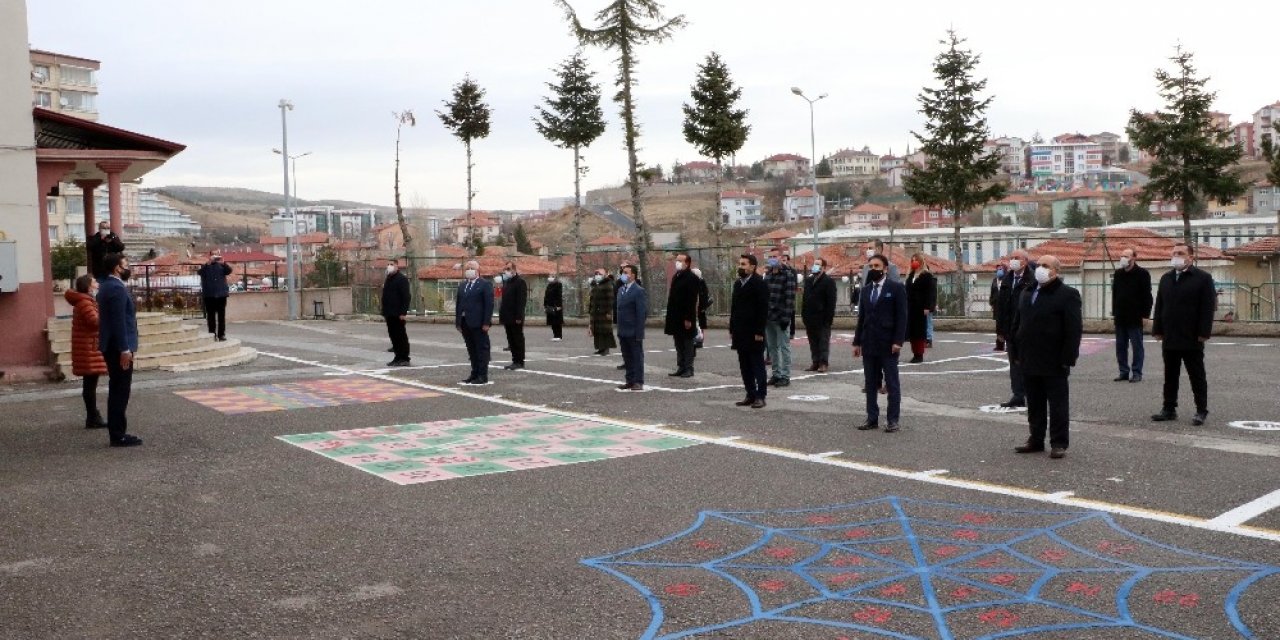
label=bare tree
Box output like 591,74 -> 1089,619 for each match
392,110 -> 420,313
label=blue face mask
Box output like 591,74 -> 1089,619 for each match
996,269 -> 1006,278
767,258 -> 779,268
619,273 -> 631,284
811,265 -> 821,274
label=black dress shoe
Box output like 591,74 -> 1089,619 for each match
503,363 -> 524,370
678,370 -> 694,378
767,377 -> 779,386
735,397 -> 754,406
857,421 -> 879,431
616,364 -> 626,370
595,349 -> 606,356
616,383 -> 634,391
999,398 -> 1025,408
1151,410 -> 1177,422
110,434 -> 142,447
1014,443 -> 1044,454
1113,374 -> 1129,382
909,355 -> 924,364
1049,448 -> 1066,459
460,377 -> 477,385
804,364 -> 819,372
86,413 -> 106,430
474,377 -> 489,385
774,378 -> 790,387
1129,374 -> 1143,383
668,370 -> 685,377
884,422 -> 899,433
1192,412 -> 1208,426
751,399 -> 766,409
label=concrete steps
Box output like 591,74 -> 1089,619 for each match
47,312 -> 257,378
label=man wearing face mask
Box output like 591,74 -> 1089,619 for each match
381,260 -> 411,366
455,260 -> 494,384
1151,243 -> 1216,426
498,261 -> 528,370
86,221 -> 125,280
730,254 -> 770,409
802,258 -> 837,373
1111,247 -> 1153,383
996,249 -> 1037,408
615,264 -> 648,391
853,254 -> 909,432
853,239 -> 899,314
664,253 -> 700,378
1008,256 -> 1082,459
198,253 -> 235,342
97,253 -> 142,447
990,261 -> 1007,351
764,247 -> 797,387
690,267 -> 711,348
544,274 -> 564,341
588,268 -> 617,356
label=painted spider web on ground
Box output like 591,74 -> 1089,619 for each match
583,497 -> 1279,639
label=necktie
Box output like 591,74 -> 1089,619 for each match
871,284 -> 880,305
465,280 -> 473,294
1031,287 -> 1039,305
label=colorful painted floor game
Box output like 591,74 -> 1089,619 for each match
584,496 -> 1279,639
176,378 -> 440,414
277,412 -> 697,485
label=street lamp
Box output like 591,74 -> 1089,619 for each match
277,99 -> 298,320
272,149 -> 312,207
791,87 -> 827,250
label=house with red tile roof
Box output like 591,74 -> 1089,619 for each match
762,153 -> 810,181
720,191 -> 766,228
443,211 -> 502,245
676,160 -> 720,182
842,202 -> 893,229
783,187 -> 821,222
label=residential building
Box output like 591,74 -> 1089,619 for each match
762,153 -> 810,182
1050,189 -> 1111,227
1209,111 -> 1233,139
841,202 -> 892,229
261,232 -> 332,264
275,206 -> 376,239
444,211 -> 502,245
538,196 -> 574,212
584,235 -> 632,253
1233,122 -> 1256,158
720,190 -> 765,228
1087,132 -> 1125,165
826,147 -> 878,177
987,136 -> 1027,179
793,225 -> 1045,266
908,206 -> 954,229
879,153 -> 905,173
1029,139 -> 1103,189
137,190 -> 200,236
983,194 -> 1041,226
884,165 -> 912,188
676,160 -> 720,182
62,181 -> 143,239
1109,216 -> 1278,252
29,48 -> 99,122
1253,101 -> 1280,157
1251,183 -> 1279,218
782,187 -> 822,222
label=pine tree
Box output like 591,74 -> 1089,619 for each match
1127,46 -> 1245,247
681,51 -> 750,244
815,157 -> 832,178
514,222 -> 534,254
1262,136 -> 1280,235
438,76 -> 492,247
1062,200 -> 1086,228
556,0 -> 686,282
903,30 -> 1005,316
534,50 -> 606,315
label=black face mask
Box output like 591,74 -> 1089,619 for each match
867,269 -> 885,282
119,268 -> 132,282
737,268 -> 750,279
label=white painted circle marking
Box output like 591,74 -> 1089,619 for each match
980,404 -> 1027,414
1228,420 -> 1280,431
789,395 -> 830,402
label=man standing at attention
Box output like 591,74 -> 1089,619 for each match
802,258 -> 837,373
381,259 -> 411,367
1151,243 -> 1216,426
615,264 -> 648,391
97,253 -> 142,447
499,261 -> 528,370
996,248 -> 1037,408
853,254 -> 908,433
663,253 -> 699,378
730,254 -> 769,409
87,220 -> 124,280
198,252 -> 234,342
588,269 -> 617,356
1111,247 -> 1153,383
455,260 -> 494,385
764,247 -> 797,387
544,273 -> 564,341
1009,255 -> 1082,460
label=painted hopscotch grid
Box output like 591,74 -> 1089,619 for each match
276,412 -> 698,485
176,378 -> 441,415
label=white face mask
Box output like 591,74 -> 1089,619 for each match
464,269 -> 477,280
1034,266 -> 1053,284
675,261 -> 685,271
1170,256 -> 1187,269
594,274 -> 604,283
1009,259 -> 1023,271
1118,257 -> 1131,269
502,270 -> 513,280
548,277 -> 556,283
386,265 -> 397,275
865,249 -> 875,259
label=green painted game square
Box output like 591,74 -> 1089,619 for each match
489,436 -> 547,447
635,437 -> 695,451
413,435 -> 469,446
441,461 -> 513,476
444,425 -> 490,435
322,444 -> 379,457
380,423 -> 428,434
469,448 -> 529,460
360,460 -> 428,474
462,416 -> 510,425
560,437 -> 620,448
396,447 -> 456,458
511,425 -> 565,435
545,451 -> 610,463
576,425 -> 633,437
277,432 -> 332,444
527,416 -> 574,426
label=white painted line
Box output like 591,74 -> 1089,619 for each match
1216,342 -> 1238,346
257,350 -> 1280,543
716,436 -> 743,444
1246,343 -> 1270,347
1047,491 -> 1076,500
916,469 -> 949,477
811,451 -> 843,459
1208,488 -> 1280,527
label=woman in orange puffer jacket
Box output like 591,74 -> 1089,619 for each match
64,274 -> 108,429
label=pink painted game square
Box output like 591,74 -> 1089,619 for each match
385,468 -> 463,485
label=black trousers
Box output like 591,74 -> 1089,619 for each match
804,320 -> 831,365
862,352 -> 901,424
103,351 -> 133,441
384,316 -> 409,361
546,309 -> 563,338
1162,345 -> 1208,414
504,322 -> 526,364
673,334 -> 696,372
737,342 -> 768,400
82,374 -> 100,419
620,336 -> 645,385
461,325 -> 491,380
204,296 -> 227,338
1008,356 -> 1026,401
1025,374 -> 1070,449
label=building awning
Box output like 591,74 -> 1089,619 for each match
33,107 -> 185,183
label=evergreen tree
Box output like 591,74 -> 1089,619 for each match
1262,136 -> 1280,235
49,238 -> 85,282
682,51 -> 750,245
556,0 -> 686,285
438,76 -> 492,246
903,30 -> 1005,315
749,161 -> 764,180
534,50 -> 606,314
1127,46 -> 1245,247
307,244 -> 348,288
514,222 -> 534,254
1062,200 -> 1086,228
815,157 -> 832,178
1084,210 -> 1104,228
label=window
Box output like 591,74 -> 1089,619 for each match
34,91 -> 51,107
930,242 -> 938,254
46,197 -> 57,215
32,64 -> 51,82
60,90 -> 95,111
48,226 -> 58,242
59,65 -> 96,86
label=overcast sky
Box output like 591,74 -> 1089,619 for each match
26,0 -> 1280,210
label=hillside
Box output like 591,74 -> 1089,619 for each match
154,186 -> 394,216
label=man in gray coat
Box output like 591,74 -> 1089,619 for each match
615,264 -> 648,391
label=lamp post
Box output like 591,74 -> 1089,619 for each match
277,99 -> 298,320
273,149 -> 312,207
792,87 -> 827,252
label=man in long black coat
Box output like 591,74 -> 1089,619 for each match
996,249 -> 1037,408
664,253 -> 700,377
729,254 -> 770,409
498,261 -> 528,370
1009,255 -> 1082,460
1151,243 -> 1216,426
544,275 -> 564,340
802,258 -> 837,372
86,221 -> 125,280
1111,247 -> 1153,382
381,260 -> 411,366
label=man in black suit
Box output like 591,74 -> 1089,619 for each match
86,221 -> 124,280
729,254 -> 769,409
996,248 -> 1037,408
664,253 -> 700,377
544,274 -> 564,341
802,258 -> 837,373
852,254 -> 908,432
97,253 -> 142,447
1111,247 -> 1153,382
455,260 -> 495,385
198,253 -> 235,342
498,261 -> 528,370
1009,255 -> 1082,460
381,259 -> 411,366
1151,243 -> 1216,426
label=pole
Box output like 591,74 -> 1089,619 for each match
808,100 -> 819,243
279,99 -> 297,320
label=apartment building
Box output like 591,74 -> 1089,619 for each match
1029,139 -> 1103,188
720,190 -> 765,228
826,147 -> 878,177
1233,122 -> 1255,158
30,48 -> 99,121
275,206 -> 377,239
1254,101 -> 1280,156
987,136 -> 1027,179
782,188 -> 822,222
762,153 -> 810,181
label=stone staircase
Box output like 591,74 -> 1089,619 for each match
48,312 -> 257,378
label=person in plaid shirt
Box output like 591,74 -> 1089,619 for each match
764,246 -> 797,387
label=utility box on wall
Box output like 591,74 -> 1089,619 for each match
0,241 -> 17,293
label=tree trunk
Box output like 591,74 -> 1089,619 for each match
1181,189 -> 1194,249
953,215 -> 966,317
619,44 -> 647,288
573,146 -> 585,317
713,158 -> 723,246
393,125 -> 420,314
466,139 -> 474,250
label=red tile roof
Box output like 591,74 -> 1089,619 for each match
721,190 -> 762,199
681,161 -> 718,170
588,235 -> 631,246
788,188 -> 819,198
261,232 -> 331,245
754,228 -> 797,241
1226,236 -> 1280,256
850,202 -> 891,214
765,153 -> 808,163
792,243 -> 960,277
